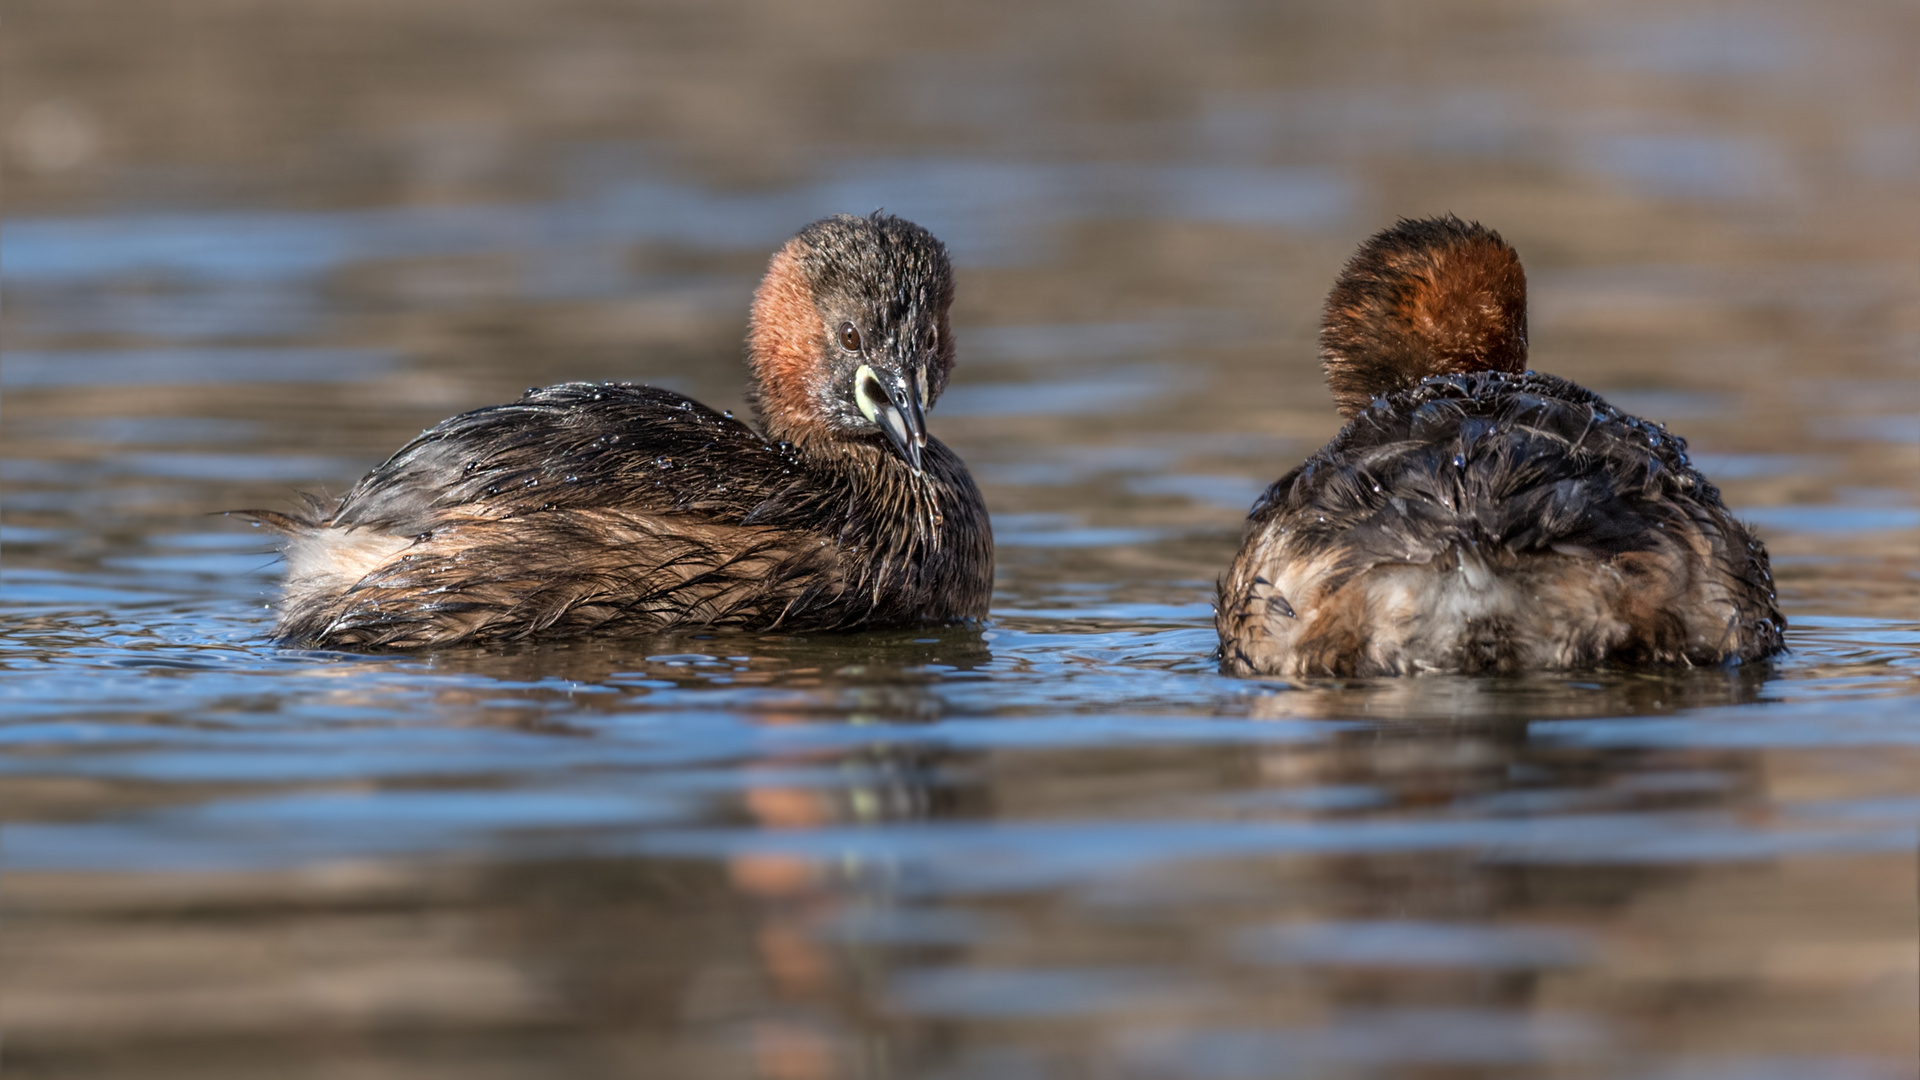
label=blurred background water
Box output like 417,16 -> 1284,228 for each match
3,0 -> 1917,1077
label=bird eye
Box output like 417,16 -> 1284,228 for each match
838,322 -> 863,352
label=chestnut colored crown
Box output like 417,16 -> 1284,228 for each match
1320,215 -> 1528,418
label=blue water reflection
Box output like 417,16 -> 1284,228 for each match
3,158 -> 1349,287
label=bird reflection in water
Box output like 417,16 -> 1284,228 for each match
725,693 -> 978,1080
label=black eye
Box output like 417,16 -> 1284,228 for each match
838,322 -> 863,352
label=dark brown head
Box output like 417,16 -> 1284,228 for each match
1320,215 -> 1528,418
748,212 -> 957,474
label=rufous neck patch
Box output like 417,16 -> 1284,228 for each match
1321,222 -> 1530,418
748,241 -> 830,444
1395,237 -> 1527,377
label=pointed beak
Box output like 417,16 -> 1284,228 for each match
855,365 -> 929,475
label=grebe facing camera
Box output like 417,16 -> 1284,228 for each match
1218,216 -> 1784,678
243,213 -> 992,649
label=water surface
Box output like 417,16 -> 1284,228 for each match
4,0 -> 1917,1077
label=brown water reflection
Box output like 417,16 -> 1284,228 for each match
4,0 -> 1918,1077
10,728 -> 1916,1078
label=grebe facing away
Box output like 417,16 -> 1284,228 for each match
1218,216 -> 1785,677
247,213 -> 992,649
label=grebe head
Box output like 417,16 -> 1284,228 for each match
748,212 -> 957,474
1321,215 -> 1528,419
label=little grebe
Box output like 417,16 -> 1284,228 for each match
247,213 -> 992,649
1217,216 -> 1785,677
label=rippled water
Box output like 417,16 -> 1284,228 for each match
4,1 -> 1918,1077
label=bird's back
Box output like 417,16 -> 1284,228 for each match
1219,372 -> 1784,676
329,383 -> 789,530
